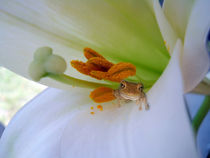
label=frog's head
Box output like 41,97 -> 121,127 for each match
119,80 -> 144,100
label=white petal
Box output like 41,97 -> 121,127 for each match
182,0 -> 210,92
197,110 -> 210,157
0,40 -> 197,158
153,0 -> 178,54
163,0 -> 194,40
0,87 -> 93,158
60,40 -> 198,158
0,0 -> 169,88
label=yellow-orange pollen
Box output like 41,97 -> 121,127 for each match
71,48 -> 137,103
97,105 -> 103,111
90,112 -> 95,115
164,40 -> 170,52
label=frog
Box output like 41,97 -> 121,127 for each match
113,80 -> 149,110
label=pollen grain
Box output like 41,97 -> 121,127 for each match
90,112 -> 95,115
97,105 -> 103,111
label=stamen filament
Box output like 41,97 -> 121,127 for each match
46,73 -> 118,89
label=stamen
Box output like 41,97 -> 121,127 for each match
71,48 -> 136,83
89,71 -> 107,80
90,106 -> 94,110
71,57 -> 113,80
90,87 -> 116,103
87,57 -> 113,71
47,73 -> 114,89
71,60 -> 91,76
91,62 -> 136,82
29,47 -> 117,89
105,62 -> 136,81
84,47 -> 105,59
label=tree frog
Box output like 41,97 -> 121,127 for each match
114,80 -> 149,110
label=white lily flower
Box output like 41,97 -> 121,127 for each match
0,0 -> 209,158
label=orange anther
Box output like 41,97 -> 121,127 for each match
84,48 -> 105,60
87,57 -> 113,71
90,62 -> 136,82
107,62 -> 136,82
108,62 -> 136,77
90,112 -> 95,115
71,60 -> 91,75
71,48 -> 136,83
90,71 -> 107,80
90,87 -> 116,103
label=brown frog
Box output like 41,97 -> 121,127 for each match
114,80 -> 149,110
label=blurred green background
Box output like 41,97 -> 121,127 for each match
0,67 -> 46,125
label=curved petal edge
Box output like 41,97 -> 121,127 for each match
182,0 -> 210,92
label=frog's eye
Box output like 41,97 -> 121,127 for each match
138,84 -> 144,91
120,81 -> 126,88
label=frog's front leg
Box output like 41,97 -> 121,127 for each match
114,90 -> 122,108
137,97 -> 149,110
142,97 -> 149,110
116,97 -> 121,107
136,99 -> 143,111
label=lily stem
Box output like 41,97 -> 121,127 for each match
192,96 -> 210,133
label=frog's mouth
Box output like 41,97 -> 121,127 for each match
120,93 -> 139,100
